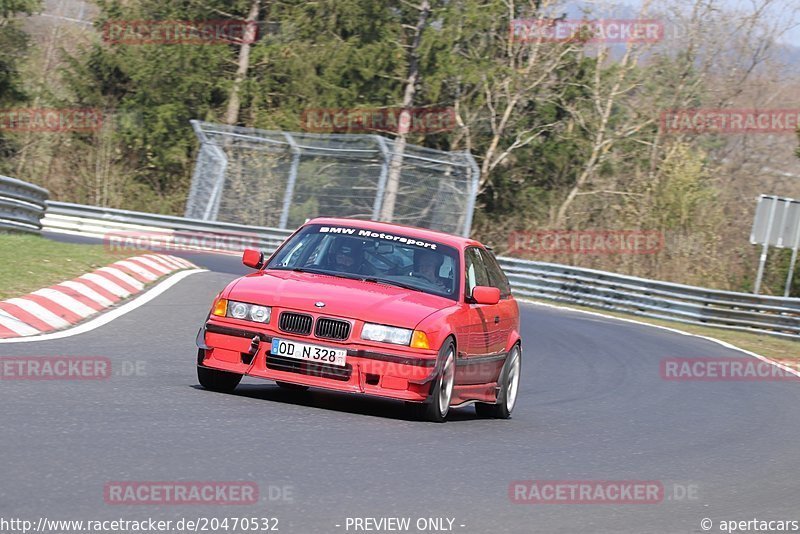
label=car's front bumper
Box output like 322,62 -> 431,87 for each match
197,320 -> 439,402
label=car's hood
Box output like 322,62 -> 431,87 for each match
226,270 -> 456,329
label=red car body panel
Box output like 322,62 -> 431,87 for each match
197,217 -> 521,407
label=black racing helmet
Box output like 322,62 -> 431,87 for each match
328,236 -> 364,269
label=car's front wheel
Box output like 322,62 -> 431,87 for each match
420,340 -> 456,423
197,365 -> 242,393
476,343 -> 521,419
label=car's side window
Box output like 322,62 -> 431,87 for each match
464,247 -> 490,299
480,249 -> 511,298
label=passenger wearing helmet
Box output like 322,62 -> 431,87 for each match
412,249 -> 448,290
327,237 -> 365,275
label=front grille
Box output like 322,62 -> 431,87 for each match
266,355 -> 352,381
315,318 -> 351,340
279,312 -> 312,335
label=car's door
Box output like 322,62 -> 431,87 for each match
455,247 -> 499,385
479,248 -> 516,355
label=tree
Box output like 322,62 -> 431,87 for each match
0,0 -> 42,167
60,0 -> 257,210
378,0 -> 432,222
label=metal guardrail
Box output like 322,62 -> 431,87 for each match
498,257 -> 800,340
0,176 -> 49,233
44,201 -> 292,254
41,202 -> 800,339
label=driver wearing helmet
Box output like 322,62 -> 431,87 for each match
328,237 -> 365,275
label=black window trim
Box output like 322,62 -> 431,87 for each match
464,246 -> 492,303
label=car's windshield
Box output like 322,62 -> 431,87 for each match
267,224 -> 460,300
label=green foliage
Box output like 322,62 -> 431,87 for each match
651,143 -> 717,231
0,0 -> 39,19
0,0 -> 42,166
59,0 -> 256,199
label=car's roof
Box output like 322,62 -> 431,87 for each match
305,217 -> 483,249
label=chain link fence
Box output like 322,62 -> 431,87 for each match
184,120 -> 479,236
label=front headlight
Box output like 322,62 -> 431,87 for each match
212,298 -> 271,323
361,323 -> 413,345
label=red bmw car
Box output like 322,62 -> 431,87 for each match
195,218 -> 521,422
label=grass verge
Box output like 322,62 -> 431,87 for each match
519,297 -> 798,364
0,233 -> 131,299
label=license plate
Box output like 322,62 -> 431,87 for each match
270,338 -> 347,367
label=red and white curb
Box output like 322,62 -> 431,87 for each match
0,254 -> 197,339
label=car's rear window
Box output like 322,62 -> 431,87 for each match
267,224 -> 460,300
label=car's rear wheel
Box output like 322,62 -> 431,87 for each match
275,381 -> 309,391
420,340 -> 456,423
197,365 -> 242,393
476,343 -> 521,419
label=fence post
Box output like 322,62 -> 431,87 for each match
187,120 -> 229,221
203,147 -> 230,221
462,152 -> 480,237
371,135 -> 390,221
278,132 -> 301,229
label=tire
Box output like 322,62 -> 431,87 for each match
275,381 -> 309,391
475,343 -> 521,419
197,365 -> 242,393
420,339 -> 456,423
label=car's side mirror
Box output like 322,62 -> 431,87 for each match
472,286 -> 500,305
242,248 -> 264,269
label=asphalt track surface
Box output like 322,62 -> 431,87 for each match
2,233 -> 799,533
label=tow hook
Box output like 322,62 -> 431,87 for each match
248,336 -> 261,356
